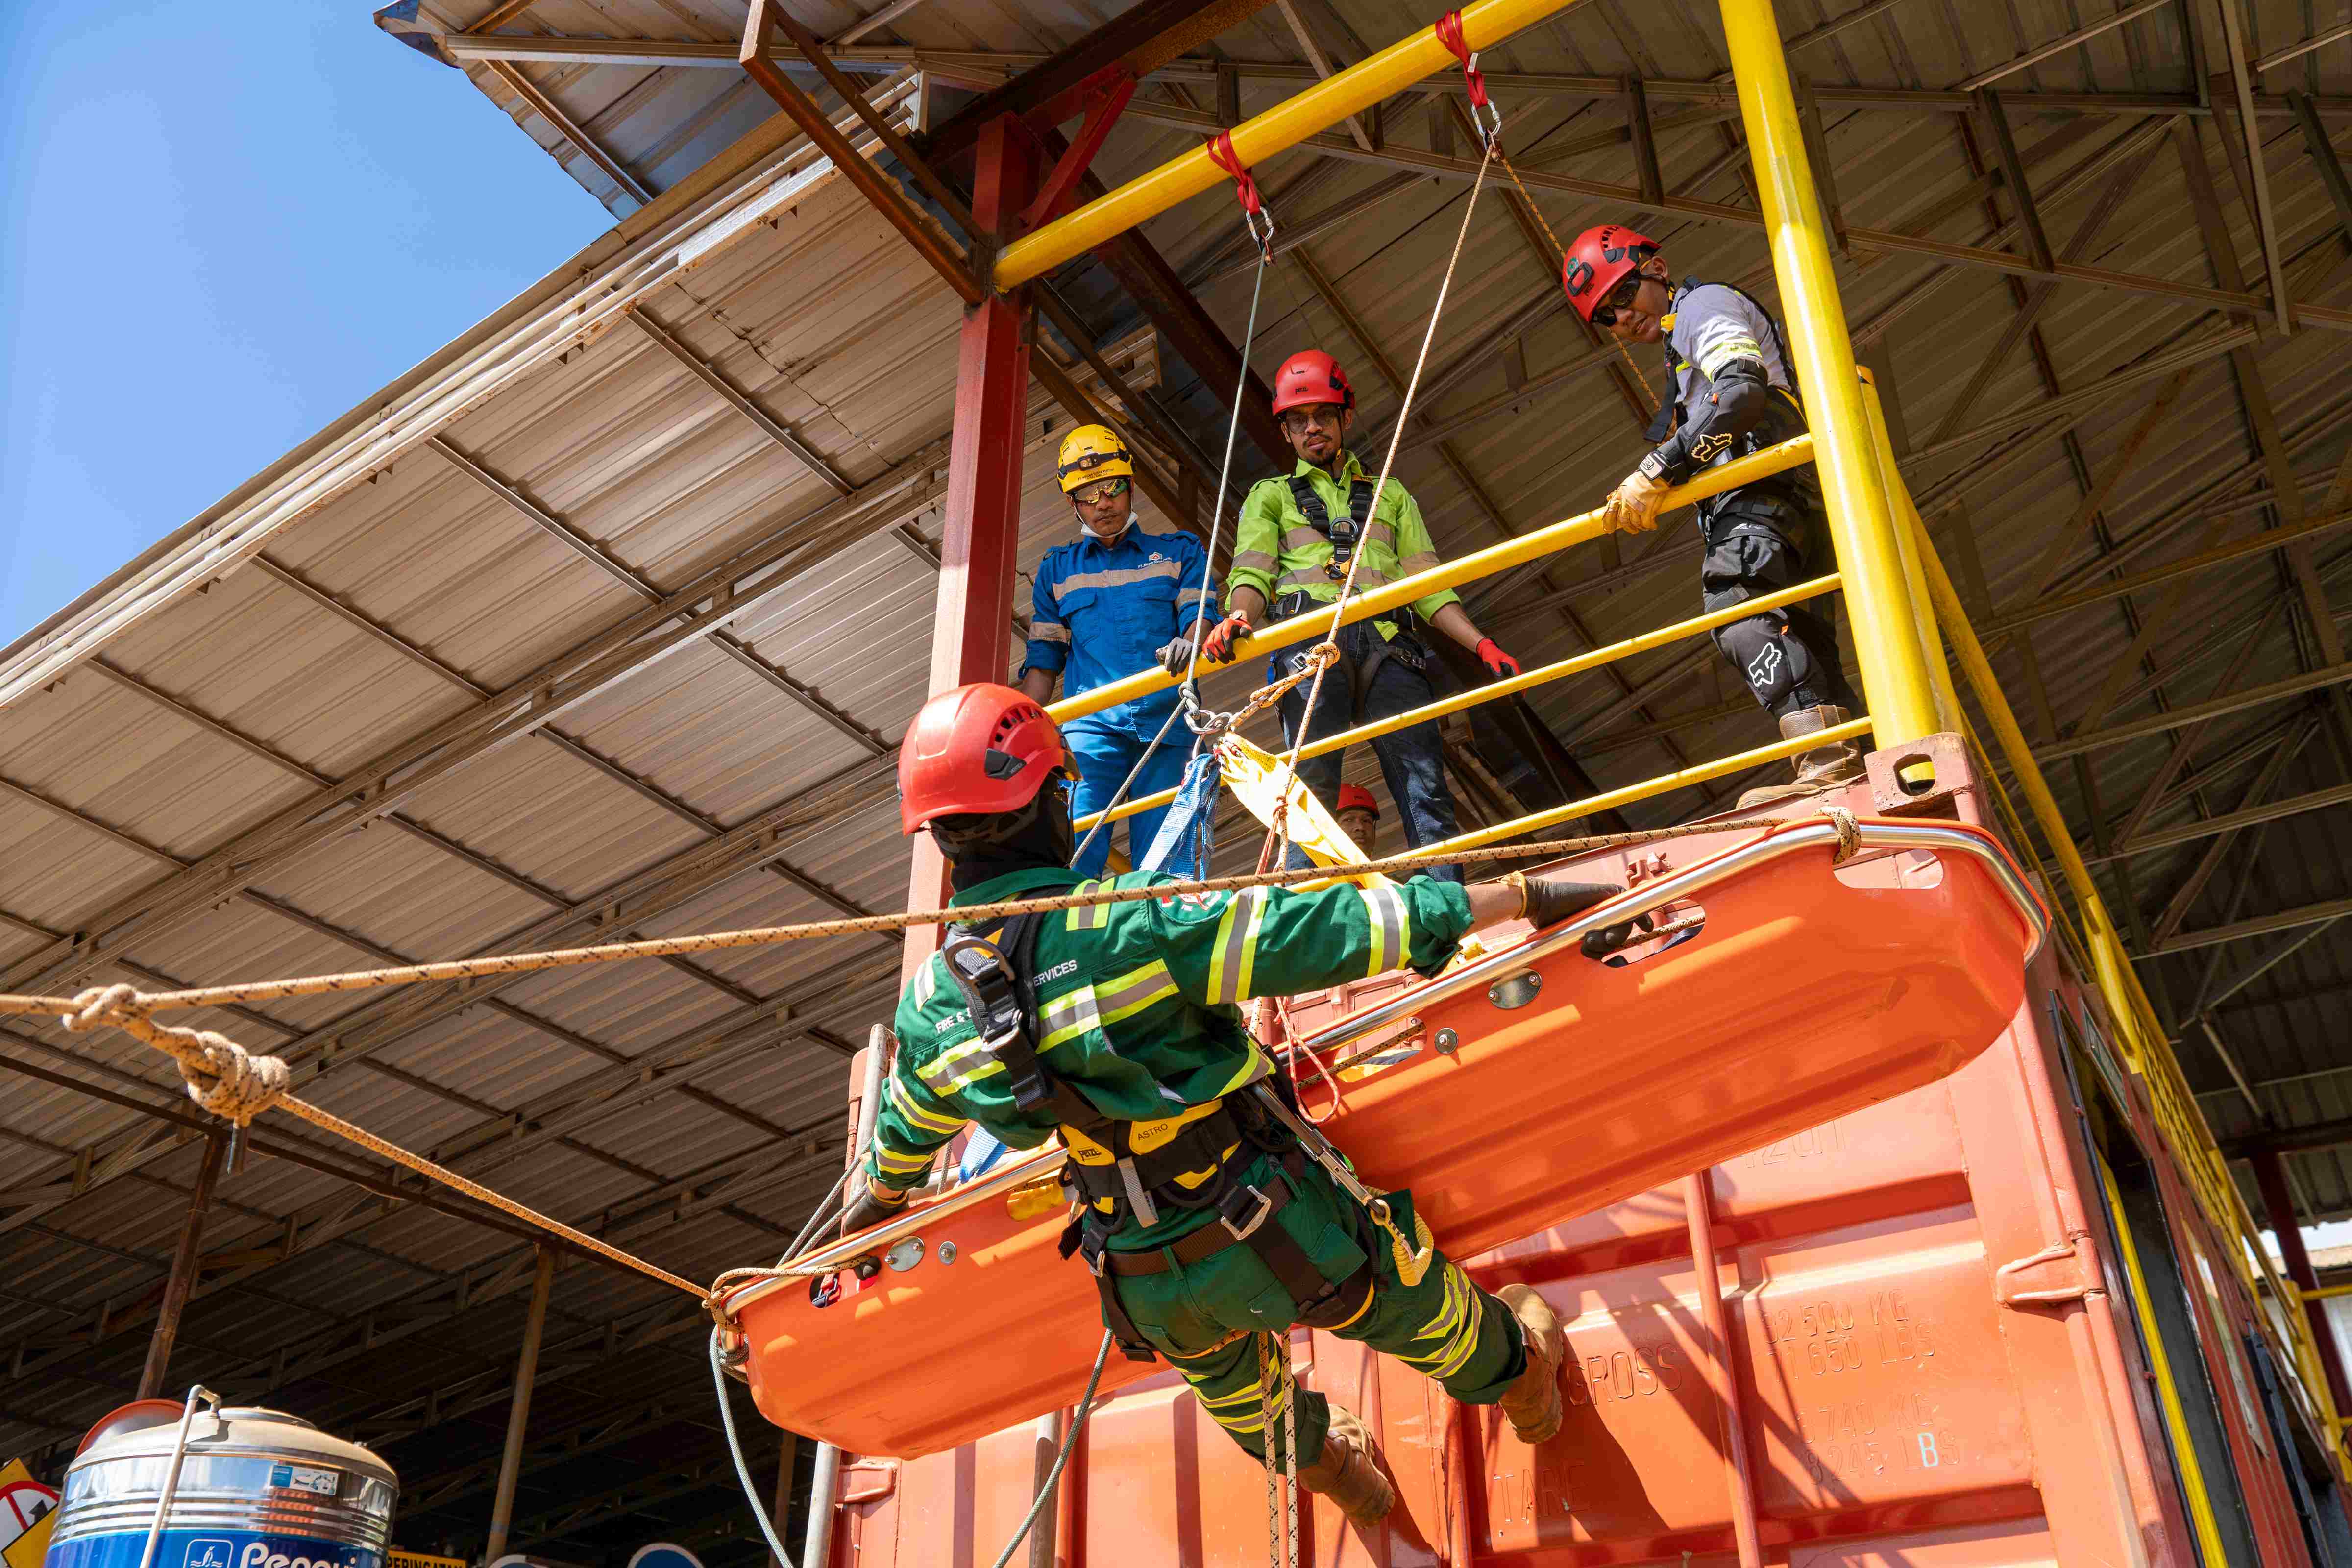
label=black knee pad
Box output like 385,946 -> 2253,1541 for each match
1713,612 -> 1822,713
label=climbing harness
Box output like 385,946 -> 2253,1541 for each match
929,914 -> 1363,1364
1286,473 -> 1381,583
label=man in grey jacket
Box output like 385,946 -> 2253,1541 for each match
1563,223 -> 1862,806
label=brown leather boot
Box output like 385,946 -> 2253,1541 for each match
1737,704 -> 1866,808
1295,1403 -> 1395,1527
1494,1283 -> 1566,1444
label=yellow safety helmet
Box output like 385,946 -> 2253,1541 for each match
1056,423 -> 1133,494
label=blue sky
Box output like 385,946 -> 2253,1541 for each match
0,3 -> 612,646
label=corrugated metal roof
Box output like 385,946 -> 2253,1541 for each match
12,0 -> 2352,1558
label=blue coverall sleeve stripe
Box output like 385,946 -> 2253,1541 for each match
1176,536 -> 1219,630
1021,558 -> 1069,675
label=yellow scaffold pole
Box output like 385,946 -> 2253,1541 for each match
992,0 -> 1589,289
1718,0 -> 1942,752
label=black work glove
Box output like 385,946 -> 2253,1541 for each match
1518,875 -> 1624,928
1156,636 -> 1198,676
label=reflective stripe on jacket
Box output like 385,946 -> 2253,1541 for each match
1228,454 -> 1461,635
867,865 -> 1473,1248
1020,525 -> 1218,735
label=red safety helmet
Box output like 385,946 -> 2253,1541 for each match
897,683 -> 1070,837
1335,783 -> 1379,817
1271,349 -> 1355,416
1562,224 -> 1660,323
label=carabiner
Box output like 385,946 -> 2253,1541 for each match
1207,131 -> 1278,263
1181,682 -> 1234,737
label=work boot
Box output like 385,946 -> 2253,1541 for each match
1495,1283 -> 1566,1444
1737,704 -> 1867,809
1296,1403 -> 1395,1527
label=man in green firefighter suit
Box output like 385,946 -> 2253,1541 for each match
837,682 -> 1611,1526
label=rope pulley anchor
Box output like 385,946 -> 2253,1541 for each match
1206,131 -> 1275,260
1435,10 -> 1502,148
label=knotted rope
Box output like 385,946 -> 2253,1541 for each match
64,983 -> 290,1124
0,819 -> 1778,1021
51,983 -> 703,1297
1188,641 -> 1336,739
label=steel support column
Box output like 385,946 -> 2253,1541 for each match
1718,0 -> 1942,750
484,1246 -> 558,1563
136,1131 -> 227,1399
905,114 -> 1038,984
2250,1149 -> 2352,1416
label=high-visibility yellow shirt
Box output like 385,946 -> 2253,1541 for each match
1228,452 -> 1462,637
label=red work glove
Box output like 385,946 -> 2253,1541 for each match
1475,637 -> 1521,679
1201,610 -> 1254,665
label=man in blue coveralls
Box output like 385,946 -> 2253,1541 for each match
1016,423 -> 1220,878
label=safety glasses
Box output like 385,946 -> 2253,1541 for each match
1071,475 -> 1130,506
1588,272 -> 1646,327
1279,405 -> 1342,435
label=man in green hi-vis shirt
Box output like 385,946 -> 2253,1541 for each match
1191,349 -> 1525,883
833,682 -> 1627,1528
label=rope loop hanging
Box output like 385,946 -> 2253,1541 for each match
1206,131 -> 1275,260
1435,11 -> 1502,147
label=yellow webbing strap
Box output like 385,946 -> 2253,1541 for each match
1216,735 -> 1392,892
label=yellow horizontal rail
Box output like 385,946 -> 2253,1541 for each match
1076,572 -> 1841,831
993,0 -> 1585,289
1048,434 -> 1815,730
1423,715 -> 1870,854
1118,714 -> 1866,861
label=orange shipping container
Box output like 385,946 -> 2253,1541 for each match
775,760 -> 2346,1566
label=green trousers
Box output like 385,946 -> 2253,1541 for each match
1108,1153 -> 1526,1465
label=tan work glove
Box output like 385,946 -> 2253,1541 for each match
1602,467 -> 1672,533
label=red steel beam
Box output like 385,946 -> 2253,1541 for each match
739,0 -> 982,304
922,0 -> 1275,163
905,115 -> 1040,983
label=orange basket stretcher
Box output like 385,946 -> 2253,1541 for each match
718,816 -> 2046,1459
